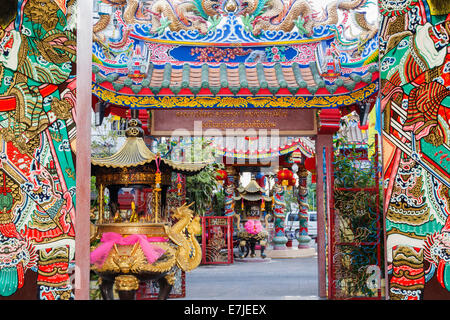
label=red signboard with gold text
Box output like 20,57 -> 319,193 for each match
150,109 -> 317,136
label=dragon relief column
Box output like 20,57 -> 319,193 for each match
224,166 -> 237,217
296,164 -> 312,248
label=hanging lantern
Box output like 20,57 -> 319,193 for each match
277,168 -> 293,187
176,173 -> 182,196
288,176 -> 296,187
304,157 -> 316,173
261,198 -> 265,211
304,156 -> 317,184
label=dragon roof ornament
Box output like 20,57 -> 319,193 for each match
92,0 -> 379,106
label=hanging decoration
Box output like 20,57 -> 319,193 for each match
176,173 -> 182,196
215,169 -> 228,185
304,156 -> 317,183
277,168 -> 293,188
154,154 -> 162,223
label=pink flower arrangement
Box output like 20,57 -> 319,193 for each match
90,232 -> 166,267
244,219 -> 263,235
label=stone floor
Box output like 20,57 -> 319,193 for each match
179,243 -> 320,300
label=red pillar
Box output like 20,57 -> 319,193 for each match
315,108 -> 341,298
315,134 -> 333,298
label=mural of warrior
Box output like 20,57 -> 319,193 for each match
380,0 -> 450,300
0,0 -> 77,300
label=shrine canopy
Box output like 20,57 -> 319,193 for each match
92,0 -> 379,110
234,179 -> 272,202
92,118 -> 210,188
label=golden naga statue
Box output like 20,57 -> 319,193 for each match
90,202 -> 202,300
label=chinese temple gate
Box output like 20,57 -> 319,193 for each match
89,0 -> 380,299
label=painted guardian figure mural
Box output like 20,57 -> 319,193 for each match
380,0 -> 450,299
0,0 -> 77,299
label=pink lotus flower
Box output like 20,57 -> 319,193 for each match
273,54 -> 281,61
244,220 -> 263,235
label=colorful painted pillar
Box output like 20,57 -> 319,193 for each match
272,181 -> 288,250
297,165 -> 311,248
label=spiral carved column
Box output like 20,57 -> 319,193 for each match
297,165 -> 311,248
224,167 -> 237,217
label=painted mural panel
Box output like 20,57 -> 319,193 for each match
0,0 -> 77,300
380,0 -> 450,299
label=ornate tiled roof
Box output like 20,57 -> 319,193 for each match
234,180 -> 271,202
93,62 -> 378,97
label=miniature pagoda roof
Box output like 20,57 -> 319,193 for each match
234,180 -> 271,202
91,119 -> 209,173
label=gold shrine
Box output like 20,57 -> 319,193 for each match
90,118 -> 210,300
91,118 -> 208,226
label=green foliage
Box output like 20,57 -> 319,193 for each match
242,14 -> 255,33
294,17 -> 308,37
333,136 -> 376,188
307,172 -> 316,211
91,116 -> 121,158
156,17 -> 171,35
207,15 -> 222,33
186,163 -> 224,216
212,188 -> 225,216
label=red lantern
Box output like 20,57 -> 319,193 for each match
285,170 -> 293,180
215,169 -> 227,182
277,169 -> 287,181
277,168 -> 293,186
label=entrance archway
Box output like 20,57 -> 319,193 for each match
84,0 -> 380,300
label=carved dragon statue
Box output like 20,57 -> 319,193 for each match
90,202 -> 202,300
167,202 -> 202,271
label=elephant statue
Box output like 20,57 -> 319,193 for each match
90,202 -> 201,300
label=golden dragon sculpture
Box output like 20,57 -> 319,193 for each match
90,202 -> 202,299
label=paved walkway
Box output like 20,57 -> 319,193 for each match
179,248 -> 320,300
